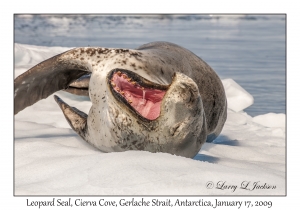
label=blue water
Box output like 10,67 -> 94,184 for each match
14,14 -> 286,116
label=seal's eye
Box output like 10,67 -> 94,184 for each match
110,71 -> 166,120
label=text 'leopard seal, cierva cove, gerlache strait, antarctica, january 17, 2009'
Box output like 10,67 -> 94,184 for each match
14,41 -> 227,158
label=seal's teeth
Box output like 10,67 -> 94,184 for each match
111,82 -> 116,87
116,87 -> 120,92
121,91 -> 125,95
122,74 -> 128,79
128,99 -> 132,104
131,81 -> 136,85
127,78 -> 132,82
117,71 -> 122,76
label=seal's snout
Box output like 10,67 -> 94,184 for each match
165,72 -> 201,108
157,72 -> 206,158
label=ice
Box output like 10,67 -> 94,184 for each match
252,113 -> 286,128
14,43 -> 285,195
222,78 -> 254,112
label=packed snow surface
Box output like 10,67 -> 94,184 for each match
14,44 -> 285,195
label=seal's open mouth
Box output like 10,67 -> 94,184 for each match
108,69 -> 168,120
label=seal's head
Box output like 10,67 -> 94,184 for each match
94,68 -> 207,158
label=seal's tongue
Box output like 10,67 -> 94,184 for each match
111,71 -> 166,120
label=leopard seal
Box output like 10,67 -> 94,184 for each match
14,42 -> 227,158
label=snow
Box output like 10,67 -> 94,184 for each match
14,43 -> 285,195
252,113 -> 286,128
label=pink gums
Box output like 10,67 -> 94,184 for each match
111,72 -> 166,120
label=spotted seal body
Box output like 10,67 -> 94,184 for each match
14,42 -> 227,158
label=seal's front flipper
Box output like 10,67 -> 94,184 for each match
54,95 -> 88,140
14,48 -> 100,115
14,50 -> 92,115
64,74 -> 91,97
68,74 -> 91,89
64,87 -> 90,97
